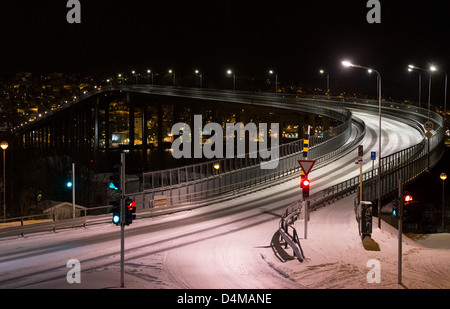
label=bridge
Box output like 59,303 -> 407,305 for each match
0,85 -> 446,288
14,85 -> 344,173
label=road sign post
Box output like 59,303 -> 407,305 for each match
120,152 -> 126,288
397,178 -> 403,285
298,160 -> 315,239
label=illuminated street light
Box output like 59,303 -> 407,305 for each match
227,69 -> 235,90
269,70 -> 278,94
342,60 -> 382,229
341,60 -> 353,67
147,69 -> 154,85
319,69 -> 330,94
213,162 -> 220,175
168,69 -> 175,86
407,66 -> 422,108
195,70 -> 203,88
428,66 -> 447,124
1,141 -> 8,222
408,64 -> 435,119
441,173 -> 447,231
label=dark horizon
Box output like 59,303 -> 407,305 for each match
1,0 -> 450,102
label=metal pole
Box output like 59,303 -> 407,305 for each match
428,73 -> 432,120
418,73 -> 422,108
359,162 -> 363,202
398,179 -> 403,285
120,152 -> 126,288
2,150 -> 5,222
444,72 -> 447,124
443,179 -> 446,231
275,74 -> 278,94
304,200 -> 309,239
327,74 -> 330,93
72,163 -> 75,219
377,72 -> 382,229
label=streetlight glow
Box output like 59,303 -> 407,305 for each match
0,141 -> 8,150
341,59 -> 382,228
341,60 -> 353,67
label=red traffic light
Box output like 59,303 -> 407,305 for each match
404,194 -> 413,204
127,201 -> 136,211
301,178 -> 310,188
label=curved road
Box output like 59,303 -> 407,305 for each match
0,110 -> 425,289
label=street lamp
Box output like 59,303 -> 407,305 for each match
319,69 -> 330,94
408,64 -> 435,120
213,162 -> 220,175
441,173 -> 447,231
147,69 -> 154,85
342,60 -> 383,229
131,70 -> 138,84
269,70 -> 278,94
408,66 -> 422,108
195,70 -> 203,88
1,141 -> 8,222
428,66 -> 447,125
227,69 -> 235,90
168,69 -> 175,86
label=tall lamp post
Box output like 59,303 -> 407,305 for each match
342,60 -> 382,228
147,69 -> 154,85
269,70 -> 278,94
441,173 -> 447,231
319,69 -> 330,94
168,69 -> 175,86
195,70 -> 203,88
408,64 -> 436,120
227,69 -> 235,90
1,141 -> 8,222
408,66 -> 422,108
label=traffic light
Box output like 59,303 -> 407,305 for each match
301,177 -> 310,198
109,164 -> 121,191
124,198 -> 136,225
404,193 -> 413,205
109,198 -> 121,225
66,170 -> 73,188
392,198 -> 399,217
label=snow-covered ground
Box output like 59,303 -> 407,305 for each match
3,191 -> 449,290
1,110 -> 448,290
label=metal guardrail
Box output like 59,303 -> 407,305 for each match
279,202 -> 307,262
133,115 -> 363,210
278,104 -> 445,259
0,206 -> 111,238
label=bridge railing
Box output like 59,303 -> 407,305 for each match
277,108 -> 445,258
137,110 -> 362,210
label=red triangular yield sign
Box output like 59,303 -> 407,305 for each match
298,160 -> 315,176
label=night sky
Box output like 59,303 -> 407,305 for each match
1,0 -> 450,100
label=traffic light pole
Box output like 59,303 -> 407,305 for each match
397,179 -> 403,285
120,152 -> 126,288
72,163 -> 75,219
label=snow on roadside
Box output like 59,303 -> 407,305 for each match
270,194 -> 450,289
